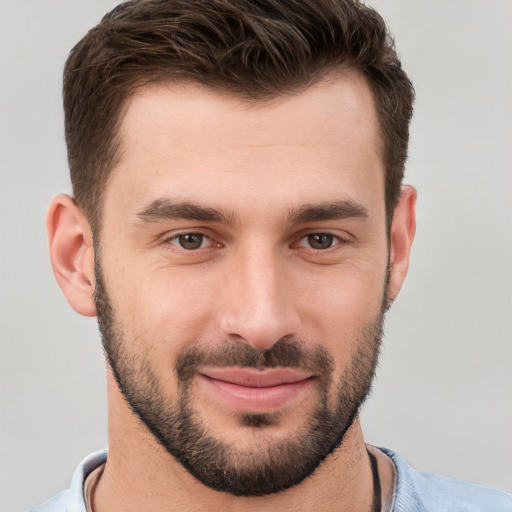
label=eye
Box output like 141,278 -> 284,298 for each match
293,232 -> 346,251
305,233 -> 335,250
169,233 -> 211,250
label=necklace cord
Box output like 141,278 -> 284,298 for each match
368,450 -> 382,512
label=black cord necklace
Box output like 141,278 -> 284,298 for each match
368,450 -> 382,512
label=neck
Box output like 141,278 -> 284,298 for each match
94,375 -> 376,512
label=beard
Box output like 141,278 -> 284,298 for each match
94,260 -> 386,497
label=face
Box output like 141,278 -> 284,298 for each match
95,74 -> 391,495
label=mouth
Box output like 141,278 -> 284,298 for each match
197,368 -> 314,413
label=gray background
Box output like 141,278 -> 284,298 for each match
1,1 -> 511,510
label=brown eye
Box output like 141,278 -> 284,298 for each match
176,233 -> 205,250
307,233 -> 334,249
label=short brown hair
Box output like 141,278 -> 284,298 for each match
64,0 -> 414,232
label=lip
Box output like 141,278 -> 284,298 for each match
197,368 -> 314,413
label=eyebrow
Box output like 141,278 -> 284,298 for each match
136,199 -> 236,225
288,200 -> 369,224
135,198 -> 368,226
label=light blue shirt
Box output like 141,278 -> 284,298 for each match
31,447 -> 512,512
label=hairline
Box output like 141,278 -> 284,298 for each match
85,68 -> 393,238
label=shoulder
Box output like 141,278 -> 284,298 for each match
30,450 -> 107,512
380,447 -> 512,512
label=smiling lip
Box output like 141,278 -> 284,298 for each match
197,368 -> 314,412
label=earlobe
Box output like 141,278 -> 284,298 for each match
47,194 -> 97,317
387,185 -> 417,304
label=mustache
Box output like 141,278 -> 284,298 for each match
175,338 -> 334,381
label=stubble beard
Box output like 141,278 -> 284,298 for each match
94,261 -> 386,496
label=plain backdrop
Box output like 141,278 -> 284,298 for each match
1,1 -> 511,510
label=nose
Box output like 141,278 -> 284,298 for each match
218,245 -> 301,350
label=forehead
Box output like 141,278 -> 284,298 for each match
105,73 -> 384,222
118,73 -> 381,158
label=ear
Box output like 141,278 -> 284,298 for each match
47,194 -> 97,317
387,185 -> 417,304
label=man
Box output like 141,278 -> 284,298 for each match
31,0 -> 512,511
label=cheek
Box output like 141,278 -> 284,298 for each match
108,264 -> 220,355
300,263 -> 387,316
295,263 -> 387,362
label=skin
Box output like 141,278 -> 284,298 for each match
48,72 -> 416,511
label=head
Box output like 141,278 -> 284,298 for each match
49,0 -> 416,498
